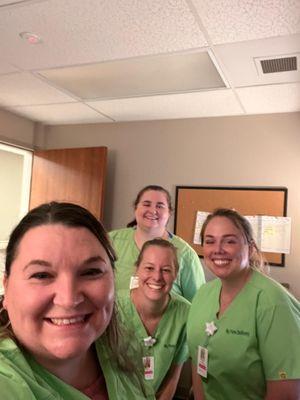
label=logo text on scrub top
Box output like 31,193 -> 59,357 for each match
226,328 -> 249,336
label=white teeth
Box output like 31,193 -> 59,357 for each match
50,316 -> 85,326
214,260 -> 230,266
148,284 -> 162,290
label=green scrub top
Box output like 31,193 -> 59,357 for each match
187,270 -> 300,400
109,227 -> 205,302
0,337 -> 155,399
117,291 -> 191,392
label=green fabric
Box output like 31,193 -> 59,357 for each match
0,337 -> 155,399
117,291 -> 190,392
109,227 -> 205,302
187,270 -> 300,400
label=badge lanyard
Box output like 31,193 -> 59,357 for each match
197,321 -> 218,378
142,336 -> 156,380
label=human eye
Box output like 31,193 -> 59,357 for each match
81,268 -> 104,278
162,267 -> 172,274
29,271 -> 53,280
203,238 -> 214,245
223,237 -> 238,245
157,203 -> 166,209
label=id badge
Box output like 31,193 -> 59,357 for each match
143,356 -> 154,380
129,275 -> 139,289
197,346 -> 208,378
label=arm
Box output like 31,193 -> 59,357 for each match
156,363 -> 183,400
265,380 -> 300,400
191,364 -> 205,400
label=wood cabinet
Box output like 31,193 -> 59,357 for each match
30,147 -> 107,219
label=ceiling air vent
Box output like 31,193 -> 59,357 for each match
260,56 -> 297,74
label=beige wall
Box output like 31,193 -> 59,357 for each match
42,112 -> 300,298
0,108 -> 35,149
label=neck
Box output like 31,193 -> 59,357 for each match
131,289 -> 169,334
33,347 -> 100,390
221,267 -> 252,294
134,227 -> 168,249
219,268 -> 252,315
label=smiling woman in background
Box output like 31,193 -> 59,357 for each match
118,238 -> 190,400
0,202 -> 154,400
187,208 -> 300,400
109,185 -> 205,302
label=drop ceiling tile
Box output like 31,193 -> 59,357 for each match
0,0 -> 207,70
0,72 -> 76,106
11,102 -> 112,124
193,0 -> 300,44
87,89 -> 244,121
0,0 -> 25,4
236,82 -> 300,114
0,59 -> 19,75
214,34 -> 300,87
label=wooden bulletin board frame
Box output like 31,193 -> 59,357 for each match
174,186 -> 288,267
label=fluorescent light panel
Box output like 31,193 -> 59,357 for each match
38,51 -> 226,100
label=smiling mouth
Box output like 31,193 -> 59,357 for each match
213,259 -> 231,266
45,315 -> 91,326
148,283 -> 164,290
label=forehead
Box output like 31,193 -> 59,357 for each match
139,190 -> 168,203
205,216 -> 242,236
14,223 -> 108,262
141,245 -> 174,261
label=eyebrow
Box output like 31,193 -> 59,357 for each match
23,255 -> 107,271
204,234 -> 238,238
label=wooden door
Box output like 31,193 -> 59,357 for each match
30,147 -> 107,219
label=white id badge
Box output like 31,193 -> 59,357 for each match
129,275 -> 139,289
197,346 -> 208,378
143,356 -> 154,380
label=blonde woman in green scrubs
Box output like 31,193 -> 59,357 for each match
0,202 -> 154,400
117,238 -> 191,400
187,208 -> 300,400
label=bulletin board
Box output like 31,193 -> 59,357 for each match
174,186 -> 288,266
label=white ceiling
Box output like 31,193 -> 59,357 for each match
0,0 -> 299,125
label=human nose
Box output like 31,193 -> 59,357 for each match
213,240 -> 225,254
53,276 -> 84,308
152,268 -> 163,281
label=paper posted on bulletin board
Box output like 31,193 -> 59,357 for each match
193,211 -> 291,254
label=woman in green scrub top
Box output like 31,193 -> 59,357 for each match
187,208 -> 300,400
109,185 -> 205,302
117,238 -> 191,400
0,202 -> 154,400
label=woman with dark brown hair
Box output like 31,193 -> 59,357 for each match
0,202 -> 154,399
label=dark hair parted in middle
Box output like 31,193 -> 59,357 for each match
127,185 -> 173,228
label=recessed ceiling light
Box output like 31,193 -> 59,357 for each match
19,31 -> 42,44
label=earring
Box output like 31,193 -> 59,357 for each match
0,306 -> 11,330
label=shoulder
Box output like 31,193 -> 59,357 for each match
170,234 -> 198,257
109,227 -> 134,241
170,292 -> 191,310
192,279 -> 219,304
250,270 -> 299,308
0,339 -> 34,397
